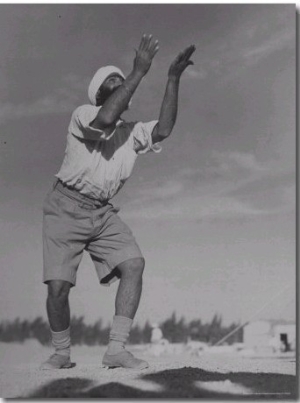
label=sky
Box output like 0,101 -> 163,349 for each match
0,4 -> 296,328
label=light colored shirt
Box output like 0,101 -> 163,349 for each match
56,105 -> 161,201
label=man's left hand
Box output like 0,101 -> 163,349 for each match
168,45 -> 196,80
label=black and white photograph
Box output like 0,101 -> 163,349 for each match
0,3 -> 297,399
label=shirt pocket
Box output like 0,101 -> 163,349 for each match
119,146 -> 137,180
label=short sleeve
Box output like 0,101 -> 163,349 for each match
68,105 -> 116,141
132,120 -> 162,155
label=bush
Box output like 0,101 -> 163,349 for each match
0,313 -> 243,345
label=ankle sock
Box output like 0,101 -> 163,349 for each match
51,327 -> 71,357
107,315 -> 133,354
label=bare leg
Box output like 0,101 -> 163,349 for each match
46,280 -> 71,331
40,280 -> 72,369
103,258 -> 148,368
115,257 -> 145,319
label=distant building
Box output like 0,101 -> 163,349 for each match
243,319 -> 296,353
150,323 -> 164,344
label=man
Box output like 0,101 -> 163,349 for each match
41,34 -> 195,370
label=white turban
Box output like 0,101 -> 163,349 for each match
88,65 -> 125,106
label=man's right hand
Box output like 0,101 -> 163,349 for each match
133,34 -> 159,76
92,35 -> 159,130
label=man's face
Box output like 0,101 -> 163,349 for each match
96,73 -> 125,106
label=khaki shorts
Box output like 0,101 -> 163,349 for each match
43,180 -> 143,287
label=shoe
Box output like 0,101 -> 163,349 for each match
102,350 -> 149,369
40,353 -> 72,370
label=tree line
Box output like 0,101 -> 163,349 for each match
0,312 -> 243,346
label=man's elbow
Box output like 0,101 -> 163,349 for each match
156,129 -> 172,141
92,114 -> 115,130
100,114 -> 117,128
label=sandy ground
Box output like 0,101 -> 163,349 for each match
0,341 -> 297,399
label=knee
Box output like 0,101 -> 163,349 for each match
118,258 -> 145,279
47,280 -> 71,302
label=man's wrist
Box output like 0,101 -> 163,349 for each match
131,67 -> 146,80
167,75 -> 180,84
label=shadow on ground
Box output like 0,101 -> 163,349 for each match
22,367 -> 296,399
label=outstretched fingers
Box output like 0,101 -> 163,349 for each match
145,34 -> 153,49
139,34 -> 152,50
138,35 -> 144,51
175,45 -> 195,64
149,39 -> 159,56
176,50 -> 185,62
138,33 -> 159,57
182,45 -> 196,61
138,34 -> 147,51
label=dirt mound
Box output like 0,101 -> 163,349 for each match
0,343 -> 296,398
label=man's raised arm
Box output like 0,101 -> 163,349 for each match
152,45 -> 196,143
92,34 -> 159,130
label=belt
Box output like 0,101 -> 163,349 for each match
54,179 -> 108,210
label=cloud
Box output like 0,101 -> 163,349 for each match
122,193 -> 264,221
242,30 -> 294,66
176,151 -> 269,195
184,67 -> 207,80
265,183 -> 295,215
282,184 -> 295,206
185,8 -> 294,84
0,73 -> 89,124
211,151 -> 268,175
0,96 -> 74,123
121,149 -> 294,222
138,179 -> 183,199
222,13 -> 294,80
